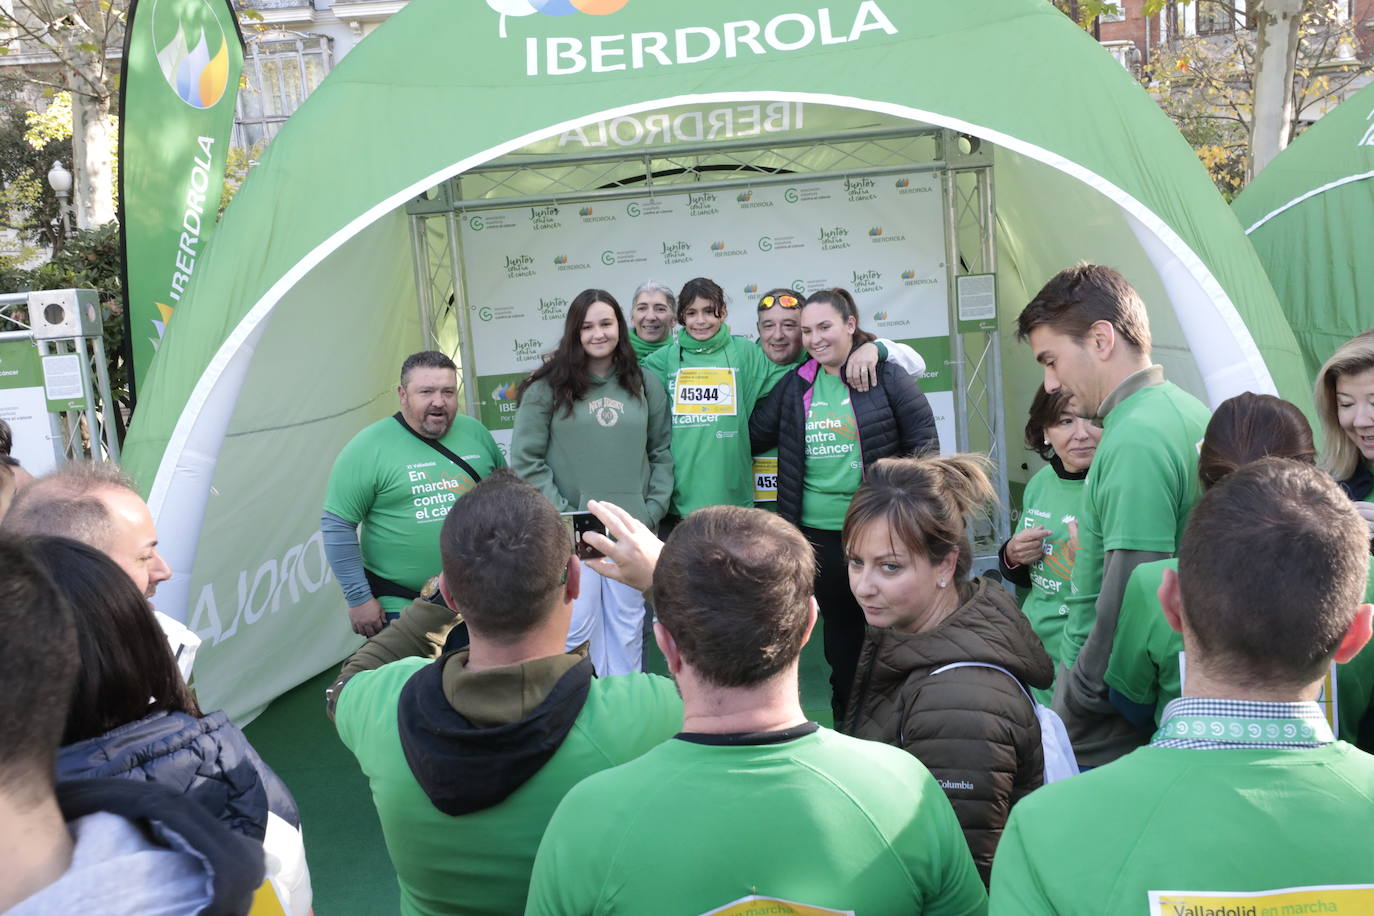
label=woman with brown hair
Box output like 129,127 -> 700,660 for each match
998,387 -> 1101,699
1105,392 -> 1374,748
750,287 -> 939,724
842,454 -> 1053,884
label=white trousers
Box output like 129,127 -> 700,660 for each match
565,562 -> 646,676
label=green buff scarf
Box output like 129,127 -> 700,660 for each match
677,322 -> 733,356
630,329 -> 671,361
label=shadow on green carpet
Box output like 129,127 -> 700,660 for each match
243,633 -> 835,915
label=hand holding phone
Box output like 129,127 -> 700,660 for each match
562,511 -> 607,560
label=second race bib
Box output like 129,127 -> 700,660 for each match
753,456 -> 778,502
674,367 -> 737,416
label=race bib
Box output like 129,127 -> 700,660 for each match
674,367 -> 737,416
1149,885 -> 1374,915
753,456 -> 778,502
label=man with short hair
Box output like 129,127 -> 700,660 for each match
628,280 -> 676,360
1017,264 -> 1210,766
327,469 -> 681,916
322,350 -> 505,636
0,534 -> 263,914
990,459 -> 1374,912
3,461 -> 172,600
525,503 -> 986,915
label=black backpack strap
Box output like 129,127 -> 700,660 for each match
392,412 -> 483,483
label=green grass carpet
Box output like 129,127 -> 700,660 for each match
244,633 -> 835,914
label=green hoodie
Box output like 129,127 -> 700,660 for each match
642,324 -> 790,516
629,328 -> 672,362
510,368 -> 673,527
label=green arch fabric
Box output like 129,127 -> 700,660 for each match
122,0 -> 1305,721
1234,81 -> 1374,381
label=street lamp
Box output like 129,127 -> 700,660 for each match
47,160 -> 73,238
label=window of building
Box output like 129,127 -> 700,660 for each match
234,30 -> 333,149
1196,0 -> 1253,34
1099,1 -> 1125,23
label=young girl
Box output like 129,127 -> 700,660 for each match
511,289 -> 673,675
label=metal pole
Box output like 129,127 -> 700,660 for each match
77,338 -> 101,459
980,166 -> 1010,545
942,164 -> 970,454
408,214 -> 436,350
91,333 -> 121,461
444,209 -> 478,419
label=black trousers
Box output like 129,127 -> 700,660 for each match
800,525 -> 866,728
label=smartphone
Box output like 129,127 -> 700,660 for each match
561,510 -> 606,560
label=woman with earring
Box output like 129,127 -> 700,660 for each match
842,455 -> 1054,885
511,289 -> 673,676
998,387 -> 1101,699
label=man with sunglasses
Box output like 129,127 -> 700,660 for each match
751,288 -> 927,510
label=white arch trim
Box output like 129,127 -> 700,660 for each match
1242,169 -> 1374,235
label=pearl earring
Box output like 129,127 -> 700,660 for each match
937,578 -> 947,588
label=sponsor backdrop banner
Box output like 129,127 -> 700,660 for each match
460,173 -> 956,451
119,0 -> 244,402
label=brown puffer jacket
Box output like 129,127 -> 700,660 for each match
842,576 -> 1055,885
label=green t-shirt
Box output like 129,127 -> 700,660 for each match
801,370 -> 863,530
1061,382 -> 1209,668
1015,464 -> 1088,687
990,742 -> 1374,914
526,727 -> 987,916
1107,557 -> 1374,744
335,657 -> 683,916
642,324 -> 790,516
323,415 -> 506,615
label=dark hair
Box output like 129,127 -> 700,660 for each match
842,455 -> 997,596
0,417 -> 11,455
802,288 -> 877,353
653,506 -> 814,688
2,461 -> 136,551
25,536 -> 200,746
519,289 -> 644,416
0,534 -> 79,800
676,277 -> 727,323
1198,393 -> 1315,491
1179,458 -> 1369,689
1023,386 -> 1078,460
439,469 -> 571,643
1016,264 -> 1152,355
400,350 -> 458,387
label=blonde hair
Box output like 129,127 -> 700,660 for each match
1314,329 -> 1374,481
842,454 -> 998,589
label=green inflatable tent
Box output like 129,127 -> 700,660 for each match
1233,81 -> 1374,380
123,0 -> 1308,721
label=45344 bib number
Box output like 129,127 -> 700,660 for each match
674,367 -> 737,416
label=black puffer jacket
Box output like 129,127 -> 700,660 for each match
750,358 -> 938,526
843,577 -> 1055,884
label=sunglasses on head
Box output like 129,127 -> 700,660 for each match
758,294 -> 800,310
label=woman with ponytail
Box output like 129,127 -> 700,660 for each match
842,455 -> 1053,884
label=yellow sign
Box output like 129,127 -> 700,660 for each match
1149,884 -> 1374,915
753,455 -> 778,502
701,896 -> 853,916
674,367 -> 737,416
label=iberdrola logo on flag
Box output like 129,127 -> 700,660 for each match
487,0 -> 629,37
153,0 -> 231,109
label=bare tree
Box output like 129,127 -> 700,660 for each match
0,0 -> 124,228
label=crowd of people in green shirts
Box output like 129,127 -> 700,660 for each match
325,266 -> 1374,914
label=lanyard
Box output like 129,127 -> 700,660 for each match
1153,712 -> 1334,746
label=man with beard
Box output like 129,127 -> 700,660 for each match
322,351 -> 505,636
